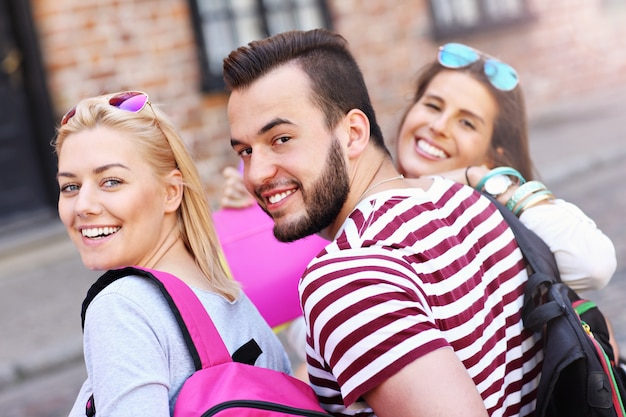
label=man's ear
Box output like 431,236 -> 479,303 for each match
344,109 -> 371,158
164,169 -> 184,213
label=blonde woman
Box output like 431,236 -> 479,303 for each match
55,91 -> 291,416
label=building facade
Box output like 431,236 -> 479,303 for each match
2,0 -> 626,230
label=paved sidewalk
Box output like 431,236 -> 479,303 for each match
0,85 -> 625,395
0,221 -> 97,390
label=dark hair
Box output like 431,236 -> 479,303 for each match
223,28 -> 389,154
399,60 -> 535,180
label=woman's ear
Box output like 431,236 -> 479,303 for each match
485,146 -> 505,168
344,109 -> 370,158
164,169 -> 184,213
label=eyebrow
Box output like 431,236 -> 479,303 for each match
230,117 -> 295,147
57,163 -> 130,179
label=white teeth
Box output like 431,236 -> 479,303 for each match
418,139 -> 447,159
81,226 -> 120,238
268,189 -> 295,204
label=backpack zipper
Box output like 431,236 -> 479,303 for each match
203,400 -> 329,416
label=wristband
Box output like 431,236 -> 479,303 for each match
515,190 -> 555,217
506,180 -> 547,211
512,188 -> 553,216
474,167 -> 526,192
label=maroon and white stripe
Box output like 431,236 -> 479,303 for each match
300,178 -> 542,417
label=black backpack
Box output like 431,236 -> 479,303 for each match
486,195 -> 626,417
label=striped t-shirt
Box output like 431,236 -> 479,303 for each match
300,177 -> 542,417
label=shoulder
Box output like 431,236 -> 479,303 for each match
83,274 -> 175,340
342,178 -> 499,248
355,177 -> 492,219
90,274 -> 168,313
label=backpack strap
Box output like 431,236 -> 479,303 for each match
81,266 -> 232,370
481,194 -> 563,332
520,272 -> 565,333
482,194 -> 560,281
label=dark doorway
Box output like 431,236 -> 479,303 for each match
0,0 -> 57,232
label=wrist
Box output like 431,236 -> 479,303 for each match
497,184 -> 517,205
465,166 -> 489,188
506,180 -> 555,217
475,167 -> 525,199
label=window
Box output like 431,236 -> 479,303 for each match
188,0 -> 331,91
428,0 -> 531,40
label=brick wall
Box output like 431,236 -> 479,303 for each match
31,0 -> 626,206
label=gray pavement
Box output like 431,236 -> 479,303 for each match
0,86 -> 625,415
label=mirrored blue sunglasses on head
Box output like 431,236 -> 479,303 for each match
61,91 -> 152,125
437,43 -> 519,92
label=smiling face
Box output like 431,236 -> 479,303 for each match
57,126 -> 177,270
396,70 -> 498,177
228,64 -> 350,242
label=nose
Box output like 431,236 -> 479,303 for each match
74,183 -> 103,218
244,150 -> 279,193
428,114 -> 451,138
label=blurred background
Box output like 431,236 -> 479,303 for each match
3,0 -> 626,214
1,0 -> 625,415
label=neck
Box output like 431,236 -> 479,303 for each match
357,174 -> 404,203
322,155 -> 403,239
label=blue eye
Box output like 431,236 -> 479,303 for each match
102,178 -> 123,187
60,183 -> 80,193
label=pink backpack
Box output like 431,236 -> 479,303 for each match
212,205 -> 327,328
81,266 -> 330,416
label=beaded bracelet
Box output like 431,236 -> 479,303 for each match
474,166 -> 526,192
515,190 -> 555,217
506,180 -> 547,211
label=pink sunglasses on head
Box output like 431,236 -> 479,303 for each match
60,91 -> 152,125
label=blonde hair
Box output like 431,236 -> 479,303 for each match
54,93 -> 240,301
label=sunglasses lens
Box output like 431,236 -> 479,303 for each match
438,43 -> 519,91
484,59 -> 519,91
109,91 -> 148,112
61,91 -> 151,126
438,43 -> 480,69
61,106 -> 77,125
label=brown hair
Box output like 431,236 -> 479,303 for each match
223,28 -> 389,155
399,60 -> 535,180
54,93 -> 240,300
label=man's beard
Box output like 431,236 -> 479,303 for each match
273,138 -> 349,242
